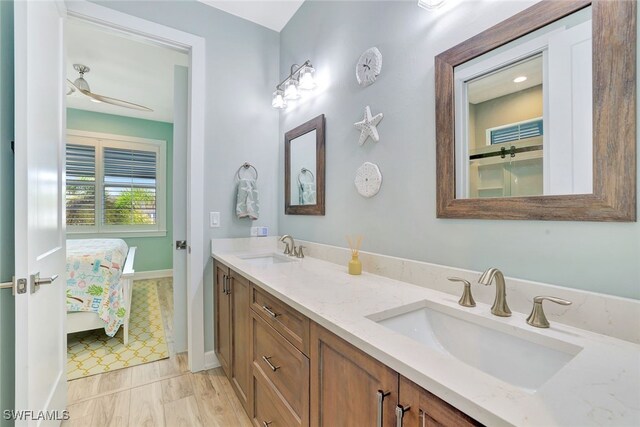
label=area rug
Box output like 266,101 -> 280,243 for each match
67,279 -> 169,380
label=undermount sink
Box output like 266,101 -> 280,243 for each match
238,252 -> 297,266
370,301 -> 582,392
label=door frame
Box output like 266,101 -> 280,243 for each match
65,1 -> 207,371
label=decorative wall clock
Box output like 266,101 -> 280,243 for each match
356,47 -> 382,87
355,162 -> 383,198
354,105 -> 383,146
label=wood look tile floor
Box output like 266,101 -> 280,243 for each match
63,279 -> 251,427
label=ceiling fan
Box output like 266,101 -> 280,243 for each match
66,64 -> 153,112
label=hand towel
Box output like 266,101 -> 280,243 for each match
298,182 -> 316,205
236,178 -> 259,220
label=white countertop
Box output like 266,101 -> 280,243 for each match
211,246 -> 640,427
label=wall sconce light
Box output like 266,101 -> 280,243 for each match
272,60 -> 316,109
418,0 -> 447,10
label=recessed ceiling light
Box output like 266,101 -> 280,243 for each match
513,76 -> 527,83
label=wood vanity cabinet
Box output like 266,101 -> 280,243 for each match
213,263 -> 251,414
309,322 -> 482,427
214,263 -> 231,377
310,322 -> 398,427
214,264 -> 481,427
397,376 -> 482,427
230,270 -> 251,413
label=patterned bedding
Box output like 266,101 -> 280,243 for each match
66,239 -> 129,337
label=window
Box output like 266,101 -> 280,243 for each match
66,131 -> 167,237
487,118 -> 544,145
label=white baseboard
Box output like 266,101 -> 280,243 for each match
204,351 -> 221,370
134,269 -> 173,280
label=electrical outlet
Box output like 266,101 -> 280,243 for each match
250,226 -> 258,237
210,212 -> 220,228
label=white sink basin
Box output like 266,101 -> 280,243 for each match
370,301 -> 582,392
238,252 -> 297,266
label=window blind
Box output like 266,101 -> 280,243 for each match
102,147 -> 158,226
490,119 -> 543,145
66,144 -> 96,226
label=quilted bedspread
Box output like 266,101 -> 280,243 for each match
66,239 -> 129,336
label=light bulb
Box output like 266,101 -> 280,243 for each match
513,76 -> 528,83
417,0 -> 447,10
284,79 -> 300,100
272,89 -> 287,109
298,65 -> 316,91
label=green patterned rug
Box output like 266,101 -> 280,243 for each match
67,279 -> 169,380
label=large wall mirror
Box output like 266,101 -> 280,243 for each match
285,114 -> 325,215
435,0 -> 636,221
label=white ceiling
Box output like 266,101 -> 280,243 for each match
468,55 -> 543,105
198,0 -> 305,32
66,19 -> 188,123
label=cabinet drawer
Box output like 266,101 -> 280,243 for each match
253,369 -> 299,427
252,311 -> 309,426
251,285 -> 309,354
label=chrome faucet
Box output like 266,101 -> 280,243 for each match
279,235 -> 295,256
478,267 -> 511,317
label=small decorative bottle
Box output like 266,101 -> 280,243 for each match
346,235 -> 364,276
349,254 -> 362,275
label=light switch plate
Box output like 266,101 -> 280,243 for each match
210,212 -> 220,228
250,226 -> 258,237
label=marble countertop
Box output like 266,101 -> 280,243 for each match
211,246 -> 640,426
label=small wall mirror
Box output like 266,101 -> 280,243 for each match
436,0 -> 636,221
285,114 -> 325,215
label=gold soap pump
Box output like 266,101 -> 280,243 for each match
346,235 -> 363,275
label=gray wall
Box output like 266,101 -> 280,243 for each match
0,0 -> 14,421
278,0 -> 640,299
92,0 -> 281,351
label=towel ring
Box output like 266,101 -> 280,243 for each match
297,167 -> 315,185
236,162 -> 258,180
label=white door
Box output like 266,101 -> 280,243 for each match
13,1 -> 67,425
172,65 -> 188,353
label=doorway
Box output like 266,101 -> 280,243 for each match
63,15 -> 189,381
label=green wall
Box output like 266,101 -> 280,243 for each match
0,0 -> 15,422
67,108 -> 174,272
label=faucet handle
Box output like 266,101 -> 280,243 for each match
447,277 -> 476,308
295,245 -> 306,259
282,242 -> 292,255
526,295 -> 572,328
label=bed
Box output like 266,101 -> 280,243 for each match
66,239 -> 136,345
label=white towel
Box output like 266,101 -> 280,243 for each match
236,178 -> 259,220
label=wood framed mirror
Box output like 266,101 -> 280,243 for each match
435,0 -> 636,221
285,114 -> 325,215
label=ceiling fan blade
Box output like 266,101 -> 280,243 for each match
66,79 -> 76,95
78,88 -> 153,112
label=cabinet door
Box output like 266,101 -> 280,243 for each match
397,376 -> 482,427
214,263 -> 231,377
310,322 -> 398,427
231,271 -> 251,413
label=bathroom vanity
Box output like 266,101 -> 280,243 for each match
211,238 -> 640,427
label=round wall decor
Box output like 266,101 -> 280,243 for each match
355,162 -> 382,198
356,47 -> 382,87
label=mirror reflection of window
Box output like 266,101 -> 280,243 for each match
454,6 -> 592,199
289,130 -> 317,206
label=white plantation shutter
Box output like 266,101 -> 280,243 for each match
66,143 -> 96,225
103,147 -> 158,225
65,133 -> 166,236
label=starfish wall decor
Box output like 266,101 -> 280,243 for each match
354,105 -> 383,146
